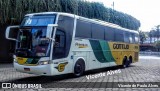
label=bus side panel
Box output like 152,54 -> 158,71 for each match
89,40 -> 116,68
73,39 -> 101,71
73,39 -> 139,71
108,42 -> 139,65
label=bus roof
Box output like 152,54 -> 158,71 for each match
25,12 -> 139,34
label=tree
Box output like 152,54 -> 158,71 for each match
155,41 -> 160,51
0,0 -> 141,30
139,31 -> 147,44
156,25 -> 160,40
149,25 -> 160,43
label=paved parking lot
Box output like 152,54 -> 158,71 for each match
0,55 -> 160,91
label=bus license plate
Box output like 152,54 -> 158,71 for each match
24,68 -> 30,71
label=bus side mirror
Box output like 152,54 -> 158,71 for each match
46,24 -> 58,39
5,26 -> 19,41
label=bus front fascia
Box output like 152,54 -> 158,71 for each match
5,13 -> 60,65
5,24 -> 58,65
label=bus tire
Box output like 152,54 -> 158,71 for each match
74,59 -> 85,77
128,56 -> 132,66
122,56 -> 128,68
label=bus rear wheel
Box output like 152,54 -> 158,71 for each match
128,56 -> 132,66
74,60 -> 85,77
122,56 -> 129,68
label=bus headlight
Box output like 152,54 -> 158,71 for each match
14,58 -> 18,63
13,55 -> 18,63
38,61 -> 49,65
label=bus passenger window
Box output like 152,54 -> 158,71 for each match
124,32 -> 130,43
75,20 -> 91,38
53,30 -> 65,58
135,34 -> 139,43
115,31 -> 124,42
105,27 -> 115,41
129,34 -> 133,43
92,24 -> 105,40
131,34 -> 136,43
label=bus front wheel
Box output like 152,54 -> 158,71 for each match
74,60 -> 85,77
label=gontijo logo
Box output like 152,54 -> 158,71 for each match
113,43 -> 129,49
58,62 -> 68,72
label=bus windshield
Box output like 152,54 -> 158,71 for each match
16,27 -> 51,58
15,15 -> 74,59
15,15 -> 56,58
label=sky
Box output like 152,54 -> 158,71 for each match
87,0 -> 160,32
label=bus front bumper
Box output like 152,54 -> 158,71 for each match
14,62 -> 53,76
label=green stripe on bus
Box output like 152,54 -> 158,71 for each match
89,40 -> 115,63
99,41 -> 115,62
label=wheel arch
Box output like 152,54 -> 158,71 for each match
73,57 -> 86,73
123,56 -> 128,63
129,55 -> 133,63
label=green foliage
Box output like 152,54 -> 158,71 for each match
139,31 -> 147,44
149,25 -> 160,43
0,0 -> 140,30
155,41 -> 160,49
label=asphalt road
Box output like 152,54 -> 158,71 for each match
0,55 -> 160,91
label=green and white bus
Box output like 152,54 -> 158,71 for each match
6,12 -> 139,76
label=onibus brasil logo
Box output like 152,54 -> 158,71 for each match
1,83 -> 42,89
